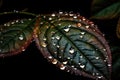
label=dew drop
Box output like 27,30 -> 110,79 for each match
43,38 -> 47,41
69,48 -> 74,54
59,11 -> 63,14
7,23 -> 10,26
52,59 -> 58,64
16,20 -> 19,23
28,18 -> 32,21
71,65 -> 74,68
67,70 -> 70,72
67,57 -> 70,59
41,42 -> 47,47
64,28 -> 70,32
4,24 -> 7,26
20,20 -> 24,23
85,26 -> 89,29
54,52 -> 57,54
80,56 -> 83,58
73,16 -> 77,19
92,73 -> 95,76
98,76 -> 102,79
69,13 -> 74,16
22,48 -> 25,51
103,49 -> 106,51
63,61 -> 68,64
48,56 -> 52,59
108,64 -> 111,67
80,35 -> 83,38
80,32 -> 85,35
95,57 -> 99,60
49,17 -> 52,20
51,13 -> 55,17
80,64 -> 85,68
77,23 -> 82,27
56,36 -> 60,40
19,35 -> 24,40
56,45 -> 60,48
59,56 -> 62,58
11,22 -> 15,24
60,65 -> 66,70
51,37 -> 55,40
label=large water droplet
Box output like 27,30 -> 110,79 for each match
56,36 -> 60,40
60,65 -> 66,70
41,42 -> 47,47
80,64 -> 85,68
52,59 -> 58,64
64,28 -> 70,32
69,48 -> 74,54
19,35 -> 24,40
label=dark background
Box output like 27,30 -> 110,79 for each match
0,0 -> 110,80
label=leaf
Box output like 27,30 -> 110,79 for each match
91,0 -> 111,14
116,17 -> 120,39
35,13 -> 111,80
0,18 -> 36,57
91,2 -> 120,19
111,46 -> 120,80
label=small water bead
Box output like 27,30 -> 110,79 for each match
11,22 -> 15,24
63,61 -> 68,64
59,11 -> 63,14
56,36 -> 60,40
108,64 -> 111,67
56,45 -> 60,48
60,65 -> 66,70
28,18 -> 32,21
64,28 -> 70,32
71,65 -> 74,68
6,23 -> 10,26
80,32 -> 85,35
69,13 -> 74,16
54,52 -> 57,54
80,64 -> 85,68
51,37 -> 55,40
69,48 -> 75,54
67,57 -> 71,59
80,35 -> 83,38
16,20 -> 19,23
20,20 -> 24,23
80,55 -> 83,58
103,49 -> 106,51
43,38 -> 47,41
51,13 -> 55,17
98,76 -> 102,79
77,23 -> 82,27
85,26 -> 89,29
48,56 -> 52,59
19,35 -> 24,40
95,57 -> 99,60
4,24 -> 7,26
52,59 -> 58,64
73,16 -> 77,19
41,42 -> 47,47
49,17 -> 52,20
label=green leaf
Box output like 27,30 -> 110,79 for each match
116,17 -> 120,39
91,0 -> 111,14
35,13 -> 111,80
0,18 -> 36,57
91,2 -> 120,19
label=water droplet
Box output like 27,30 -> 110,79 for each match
49,17 -> 52,20
56,36 -> 60,40
95,57 -> 99,59
0,41 -> 3,43
64,28 -> 70,32
28,18 -> 32,21
56,45 -> 60,48
41,42 -> 47,47
67,57 -> 70,59
59,11 -> 63,14
20,20 -> 24,23
54,52 -> 57,54
7,23 -> 10,26
58,24 -> 61,26
80,64 -> 85,68
104,59 -> 107,62
59,56 -> 62,58
96,73 -> 99,75
77,23 -> 82,27
103,49 -> 106,51
53,43 -> 56,46
51,37 -> 55,40
69,48 -> 74,54
67,70 -> 70,72
48,56 -> 52,59
43,38 -> 47,41
80,32 -> 85,35
4,24 -> 7,26
11,22 -> 15,24
60,65 -> 66,70
80,35 -> 83,38
85,26 -> 89,29
73,16 -> 77,19
69,13 -> 74,16
16,20 -> 19,23
68,25 -> 71,28
51,13 -> 55,17
52,59 -> 58,64
22,48 -> 25,51
63,61 -> 68,64
13,10 -> 19,13
71,65 -> 74,68
80,56 -> 83,58
82,18 -> 86,21
108,64 -> 111,67
98,76 -> 102,79
19,35 -> 24,40
92,73 -> 95,76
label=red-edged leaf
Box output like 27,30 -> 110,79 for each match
35,13 -> 111,80
0,18 -> 36,57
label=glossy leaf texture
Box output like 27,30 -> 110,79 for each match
35,13 -> 111,80
116,17 -> 120,39
91,2 -> 120,20
0,18 -> 36,57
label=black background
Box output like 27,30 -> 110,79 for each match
0,0 -> 105,80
